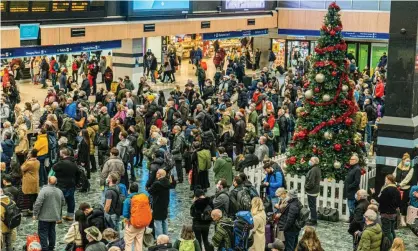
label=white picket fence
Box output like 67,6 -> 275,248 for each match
244,155 -> 377,221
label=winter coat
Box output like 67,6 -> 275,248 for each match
305,165 -> 321,195
357,223 -> 382,251
213,189 -> 230,216
197,149 -> 211,172
52,157 -> 80,189
86,206 -> 105,232
212,217 -> 233,250
149,243 -> 178,251
263,170 -> 283,199
100,156 -> 125,186
21,158 -> 40,194
213,155 -> 234,187
33,184 -> 65,222
237,90 -> 248,109
278,197 -> 302,232
0,103 -> 10,123
373,184 -> 401,215
86,123 -> 98,155
0,196 -> 13,233
33,133 -> 48,156
172,133 -> 185,161
250,211 -> 266,251
146,157 -> 164,189
374,82 -> 384,98
348,199 -> 370,235
344,164 -> 361,200
148,177 -> 171,220
219,132 -> 234,155
393,164 -> 414,190
190,197 -> 212,227
202,86 -> 215,101
64,222 -> 83,247
64,102 -> 77,119
236,154 -> 259,172
1,139 -> 14,163
85,241 -> 107,251
98,113 -> 110,134
255,144 -> 269,163
234,119 -> 246,140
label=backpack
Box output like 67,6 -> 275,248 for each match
76,166 -> 90,192
201,204 -> 213,222
121,143 -> 135,164
160,147 -> 175,171
108,186 -> 126,216
179,239 -> 195,251
161,121 -> 168,134
369,105 -> 378,121
47,132 -> 59,166
295,203 -> 310,229
272,122 -> 280,137
247,186 -> 259,199
236,188 -> 252,212
130,194 -> 152,228
97,135 -> 109,150
233,211 -> 254,250
1,199 -> 21,229
53,62 -> 59,72
118,183 -> 128,198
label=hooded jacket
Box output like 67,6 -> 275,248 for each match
1,139 -> 14,163
278,197 -> 302,232
33,133 -> 48,156
236,153 -> 259,172
213,188 -> 230,216
52,156 -> 80,189
263,170 -> 283,199
190,197 -> 212,226
148,177 -> 171,220
213,155 -> 233,187
197,149 -> 211,172
86,123 -> 99,155
100,156 -> 125,186
146,157 -> 164,189
357,223 -> 382,251
86,206 -> 106,232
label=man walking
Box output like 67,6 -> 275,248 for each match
148,169 -> 170,237
33,176 -> 65,251
304,157 -> 321,226
52,148 -> 79,221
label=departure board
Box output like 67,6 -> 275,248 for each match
71,1 -> 88,11
90,1 -> 105,7
32,1 -> 51,12
52,1 -> 70,12
9,1 -> 30,12
0,2 -> 5,12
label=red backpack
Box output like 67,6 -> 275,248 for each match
130,194 -> 152,228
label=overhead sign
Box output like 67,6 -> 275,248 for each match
20,23 -> 40,40
203,29 -> 268,40
71,28 -> 86,37
1,40 -> 122,58
278,29 -> 389,40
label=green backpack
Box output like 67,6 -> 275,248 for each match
179,239 -> 195,251
272,122 -> 280,137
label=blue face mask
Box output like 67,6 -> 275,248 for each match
308,161 -> 313,166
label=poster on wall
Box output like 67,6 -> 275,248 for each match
223,0 -> 265,11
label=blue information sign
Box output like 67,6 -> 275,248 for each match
1,40 -> 122,59
20,23 -> 40,41
203,29 -> 268,40
278,29 -> 389,40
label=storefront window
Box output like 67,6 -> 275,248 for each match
272,39 -> 286,66
358,44 -> 370,71
287,40 -> 310,68
310,41 -> 318,56
300,1 -> 325,9
371,43 -> 388,69
352,0 -> 379,10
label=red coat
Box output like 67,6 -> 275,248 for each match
267,114 -> 275,129
155,118 -> 163,129
49,60 -> 57,73
252,92 -> 262,111
375,82 -> 384,98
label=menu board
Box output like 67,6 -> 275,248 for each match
52,1 -> 70,12
71,1 -> 88,11
0,2 -> 5,12
9,1 -> 30,12
32,1 -> 51,12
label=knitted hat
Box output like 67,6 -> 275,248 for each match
288,189 -> 298,199
268,239 -> 285,251
402,153 -> 410,161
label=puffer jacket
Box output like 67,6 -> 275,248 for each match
278,197 -> 302,232
86,123 -> 99,155
357,223 -> 382,251
100,156 -> 125,186
146,157 -> 164,189
172,133 -> 185,161
190,197 -> 212,226
213,154 -> 233,187
1,139 -> 14,163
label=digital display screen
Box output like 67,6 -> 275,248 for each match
52,1 -> 70,12
32,1 -> 51,12
9,1 -> 30,12
1,2 -> 5,12
71,1 -> 89,11
224,0 -> 265,10
90,0 -> 105,7
132,0 -> 189,11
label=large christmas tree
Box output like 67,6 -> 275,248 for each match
285,2 -> 365,181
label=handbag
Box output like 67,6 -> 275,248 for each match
318,207 -> 339,222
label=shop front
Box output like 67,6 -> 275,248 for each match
275,29 -> 389,72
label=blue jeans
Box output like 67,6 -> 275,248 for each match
51,72 -> 57,86
271,197 -> 279,213
37,155 -> 47,186
307,195 -> 318,221
347,199 -> 356,219
60,187 -> 75,217
365,121 -> 374,143
38,221 -> 56,251
154,219 -> 168,237
284,231 -> 299,251
109,214 -> 120,231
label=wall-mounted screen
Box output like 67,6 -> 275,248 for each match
224,0 -> 265,11
133,0 -> 189,11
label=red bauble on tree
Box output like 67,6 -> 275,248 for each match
334,143 -> 342,151
314,87 -> 320,93
330,30 -> 336,36
312,147 -> 318,154
346,139 -> 351,145
288,156 -> 297,165
303,82 -> 310,88
359,141 -> 365,148
332,71 -> 337,77
345,118 -> 354,126
322,25 -> 327,31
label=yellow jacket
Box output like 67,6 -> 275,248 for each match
0,195 -> 12,233
33,134 -> 49,157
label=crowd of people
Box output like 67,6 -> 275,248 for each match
1,43 -> 417,251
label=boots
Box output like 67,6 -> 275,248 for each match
400,215 -> 407,227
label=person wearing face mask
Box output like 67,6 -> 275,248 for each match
392,153 -> 414,227
348,189 -> 369,249
304,157 -> 321,226
370,174 -> 401,245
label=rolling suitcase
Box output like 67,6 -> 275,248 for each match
265,222 -> 274,244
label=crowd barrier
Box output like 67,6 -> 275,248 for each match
244,155 -> 377,221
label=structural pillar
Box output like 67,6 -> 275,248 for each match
375,1 -> 418,192
112,38 -> 144,86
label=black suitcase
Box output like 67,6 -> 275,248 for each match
243,75 -> 252,88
